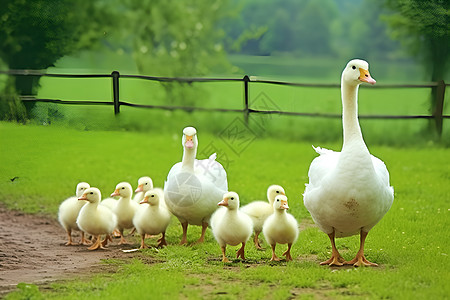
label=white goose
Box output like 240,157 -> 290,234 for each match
58,182 -> 91,245
241,185 -> 286,249
77,187 -> 117,250
110,182 -> 139,245
164,126 -> 228,245
303,59 -> 394,267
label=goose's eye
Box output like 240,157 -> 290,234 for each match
352,66 -> 356,70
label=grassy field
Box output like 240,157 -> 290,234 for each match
1,121 -> 449,299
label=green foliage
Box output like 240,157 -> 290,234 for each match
382,0 -> 450,81
1,122 -> 450,299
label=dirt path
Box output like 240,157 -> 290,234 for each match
0,206 -> 139,295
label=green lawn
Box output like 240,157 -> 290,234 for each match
1,121 -> 449,299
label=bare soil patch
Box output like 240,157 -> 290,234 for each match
0,206 -> 143,295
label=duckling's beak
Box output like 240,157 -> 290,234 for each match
135,184 -> 144,193
359,68 -> 376,85
140,196 -> 149,204
218,198 -> 229,206
110,189 -> 120,197
185,135 -> 194,149
280,200 -> 289,210
78,194 -> 88,201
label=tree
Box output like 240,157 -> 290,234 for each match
382,0 -> 449,131
0,0 -> 114,115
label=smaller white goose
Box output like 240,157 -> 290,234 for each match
210,192 -> 253,262
263,195 -> 299,261
76,187 -> 117,250
241,185 -> 286,249
58,182 -> 91,245
111,182 -> 139,245
133,189 -> 172,249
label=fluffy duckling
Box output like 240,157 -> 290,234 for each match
211,192 -> 253,262
241,185 -> 286,249
263,195 -> 299,261
134,176 -> 166,208
111,182 -> 139,244
133,176 -> 154,203
133,189 -> 171,249
76,187 -> 117,250
58,182 -> 91,245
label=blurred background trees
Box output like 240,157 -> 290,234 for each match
0,0 -> 448,123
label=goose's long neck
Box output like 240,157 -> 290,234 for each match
182,147 -> 196,172
341,81 -> 365,151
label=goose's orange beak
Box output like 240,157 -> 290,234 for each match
185,135 -> 194,148
359,68 -> 376,85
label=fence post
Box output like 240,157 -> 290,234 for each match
243,75 -> 250,124
433,80 -> 445,137
112,71 -> 120,115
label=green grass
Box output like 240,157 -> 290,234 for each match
1,121 -> 450,299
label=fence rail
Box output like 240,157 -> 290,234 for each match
1,69 -> 448,135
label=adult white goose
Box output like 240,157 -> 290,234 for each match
110,182 -> 139,245
241,185 -> 286,249
58,182 -> 91,245
303,59 -> 394,267
77,187 -> 117,250
164,126 -> 228,245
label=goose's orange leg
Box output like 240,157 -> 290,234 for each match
345,230 -> 378,267
180,222 -> 188,245
321,230 -> 345,266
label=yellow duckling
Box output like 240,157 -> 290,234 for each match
110,182 -> 139,244
263,195 -> 299,261
58,182 -> 91,245
211,192 -> 253,262
133,190 -> 171,249
77,187 -> 117,250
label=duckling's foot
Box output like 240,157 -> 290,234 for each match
254,234 -> 264,250
80,232 -> 92,245
236,242 -> 246,260
345,255 -> 378,267
139,238 -> 148,249
282,244 -> 293,261
118,237 -> 130,245
112,229 -> 121,238
87,236 -> 105,250
269,244 -> 280,261
156,233 -> 167,248
221,246 -> 230,262
101,235 -> 112,247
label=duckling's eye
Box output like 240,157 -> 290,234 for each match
151,194 -> 155,197
352,66 -> 356,70
276,191 -> 280,194
276,199 -> 280,202
122,187 -> 125,189
231,197 -> 234,200
90,192 -> 94,195
145,183 -> 148,185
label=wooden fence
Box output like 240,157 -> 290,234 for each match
1,69 -> 448,135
